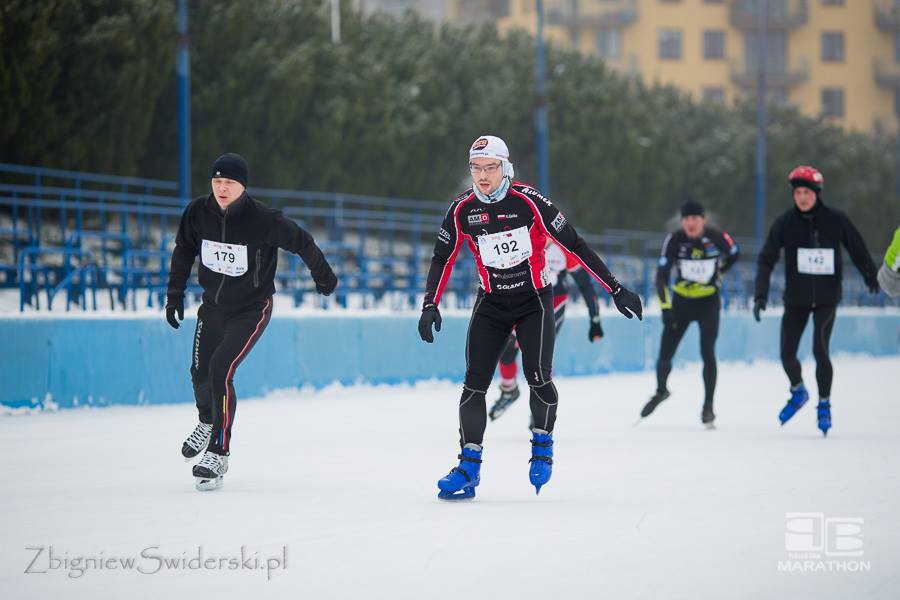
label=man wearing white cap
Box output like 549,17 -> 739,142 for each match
419,135 -> 643,499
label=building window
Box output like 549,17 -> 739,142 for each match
703,30 -> 725,59
659,29 -> 682,60
895,33 -> 900,63
703,0 -> 725,4
596,29 -> 621,59
703,87 -> 726,103
821,32 -> 844,62
822,88 -> 845,118
821,0 -> 844,5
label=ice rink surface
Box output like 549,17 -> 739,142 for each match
2,356 -> 899,599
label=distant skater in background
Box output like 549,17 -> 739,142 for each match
165,153 -> 337,490
639,201 -> 739,428
753,165 -> 879,436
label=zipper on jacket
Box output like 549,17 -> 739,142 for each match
213,210 -> 228,304
810,218 -> 817,307
253,248 -> 261,288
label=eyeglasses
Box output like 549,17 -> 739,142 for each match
469,162 -> 502,175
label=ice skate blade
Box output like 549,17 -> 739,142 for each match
195,476 -> 224,491
437,488 -> 476,501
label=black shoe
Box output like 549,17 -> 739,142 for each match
640,390 -> 670,418
489,384 -> 520,421
702,404 -> 716,429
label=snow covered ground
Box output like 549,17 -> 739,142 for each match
2,356 -> 899,599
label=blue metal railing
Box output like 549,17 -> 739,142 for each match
1,163 -> 894,312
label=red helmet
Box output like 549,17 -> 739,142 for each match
788,165 -> 824,193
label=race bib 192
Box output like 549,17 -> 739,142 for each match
201,239 -> 248,277
477,226 -> 533,270
678,258 -> 717,283
797,247 -> 835,275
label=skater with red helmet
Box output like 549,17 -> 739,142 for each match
753,165 -> 879,436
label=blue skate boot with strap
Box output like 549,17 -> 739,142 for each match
437,444 -> 482,500
817,398 -> 831,437
778,383 -> 809,425
529,429 -> 554,495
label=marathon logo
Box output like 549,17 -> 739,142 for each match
551,213 -> 567,232
468,213 -> 490,225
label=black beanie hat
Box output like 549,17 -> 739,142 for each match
790,179 -> 821,195
680,200 -> 704,217
211,153 -> 249,188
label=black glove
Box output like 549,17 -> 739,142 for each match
165,297 -> 184,330
612,285 -> 643,320
418,303 -> 442,343
865,274 -> 880,295
588,316 -> 604,342
316,271 -> 338,296
752,298 -> 766,322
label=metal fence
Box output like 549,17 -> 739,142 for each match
0,162 -> 891,312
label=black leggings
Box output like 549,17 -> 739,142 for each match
780,305 -> 837,398
190,298 -> 273,454
656,294 -> 720,407
499,297 -> 567,367
459,288 -> 557,446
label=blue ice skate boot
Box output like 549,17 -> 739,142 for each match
437,444 -> 482,500
529,429 -> 554,495
778,383 -> 809,425
817,399 -> 831,437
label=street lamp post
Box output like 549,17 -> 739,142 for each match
535,0 -> 550,196
177,0 -> 191,205
754,0 -> 769,243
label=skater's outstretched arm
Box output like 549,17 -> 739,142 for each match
655,233 -> 676,310
840,212 -> 879,293
512,186 -> 641,319
166,200 -> 200,304
570,267 -> 603,341
712,229 -> 740,274
754,215 -> 785,304
570,267 -> 600,319
423,195 -> 467,308
267,211 -> 337,294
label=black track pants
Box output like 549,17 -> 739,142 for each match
190,298 -> 273,454
656,294 -> 720,407
780,304 -> 837,398
458,288 -> 558,446
499,296 -> 567,367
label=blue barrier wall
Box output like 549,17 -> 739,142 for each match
3,312 -> 899,410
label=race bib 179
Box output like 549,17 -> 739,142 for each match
201,239 -> 248,277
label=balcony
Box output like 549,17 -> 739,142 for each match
875,58 -> 900,89
546,0 -> 638,30
729,0 -> 808,31
875,0 -> 900,32
730,57 -> 809,89
454,0 -> 511,22
601,53 -> 640,76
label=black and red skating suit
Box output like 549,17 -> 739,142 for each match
423,182 -> 620,306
